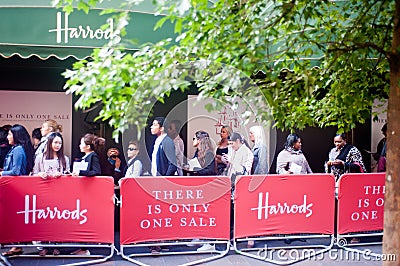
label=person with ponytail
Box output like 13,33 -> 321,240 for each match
72,133 -> 105,177
71,133 -> 105,256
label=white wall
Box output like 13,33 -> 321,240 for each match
0,91 -> 72,157
186,95 -> 274,167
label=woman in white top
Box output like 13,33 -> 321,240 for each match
221,132 -> 254,249
249,125 -> 268,174
33,132 -> 70,178
32,131 -> 69,256
223,132 -> 254,181
124,140 -> 143,177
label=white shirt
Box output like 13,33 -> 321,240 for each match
227,144 -> 254,177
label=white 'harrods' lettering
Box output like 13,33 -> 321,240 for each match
49,12 -> 119,44
16,195 -> 88,225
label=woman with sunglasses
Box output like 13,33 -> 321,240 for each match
124,140 -> 143,177
187,131 -> 216,176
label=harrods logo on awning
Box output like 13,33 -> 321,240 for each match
48,12 -> 120,44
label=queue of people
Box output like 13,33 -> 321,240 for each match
0,120 -> 374,186
0,117 -> 379,256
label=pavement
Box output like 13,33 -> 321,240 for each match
1,234 -> 388,266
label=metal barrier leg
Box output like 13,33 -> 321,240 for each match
0,255 -> 12,266
1,243 -> 115,266
121,240 -> 230,266
336,232 -> 383,259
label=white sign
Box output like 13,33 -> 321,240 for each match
370,99 -> 387,171
73,161 -> 89,174
0,91 -> 72,157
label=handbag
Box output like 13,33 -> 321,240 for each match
377,156 -> 386,172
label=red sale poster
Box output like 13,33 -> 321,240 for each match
337,173 -> 385,234
0,176 -> 115,244
119,176 -> 231,244
234,174 -> 335,239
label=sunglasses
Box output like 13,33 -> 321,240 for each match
110,155 -> 118,159
127,147 -> 137,151
193,137 -> 199,141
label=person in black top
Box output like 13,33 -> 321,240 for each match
0,126 -> 11,169
186,130 -> 216,176
72,133 -> 105,177
102,147 -> 125,185
215,125 -> 232,175
31,127 -> 42,153
71,133 -> 105,256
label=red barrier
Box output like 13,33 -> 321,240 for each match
337,173 -> 385,234
0,176 -> 115,244
234,174 -> 335,239
119,176 -> 231,244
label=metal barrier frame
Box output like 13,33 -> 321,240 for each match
336,230 -> 383,258
335,173 -> 385,259
0,176 -> 116,265
0,254 -> 11,266
120,239 -> 230,266
2,242 -> 115,266
233,233 -> 334,265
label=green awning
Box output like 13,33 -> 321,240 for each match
0,1 -> 175,60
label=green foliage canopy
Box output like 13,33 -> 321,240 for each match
56,0 -> 392,138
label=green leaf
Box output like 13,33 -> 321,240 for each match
155,16 -> 169,30
77,1 -> 90,14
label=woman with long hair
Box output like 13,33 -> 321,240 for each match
215,125 -> 232,175
0,124 -> 34,176
189,130 -> 216,176
0,126 -> 11,169
249,125 -> 268,174
0,124 -> 34,256
35,119 -> 62,158
33,132 -> 70,178
32,132 -> 70,256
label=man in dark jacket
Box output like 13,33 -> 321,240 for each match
150,117 -> 177,176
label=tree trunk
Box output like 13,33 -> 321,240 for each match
383,0 -> 400,264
